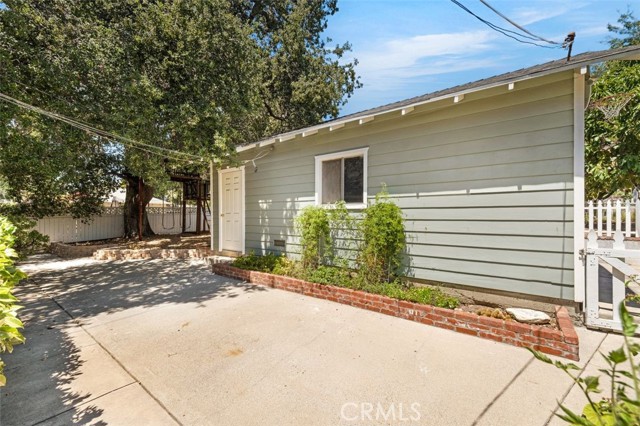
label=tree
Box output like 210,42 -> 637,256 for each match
0,0 -> 359,237
585,10 -> 640,199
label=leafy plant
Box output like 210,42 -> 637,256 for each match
306,265 -> 352,287
529,302 -> 640,425
296,205 -> 332,269
231,251 -> 283,272
361,280 -> 459,309
357,188 -> 406,284
0,206 -> 49,258
0,216 -> 27,386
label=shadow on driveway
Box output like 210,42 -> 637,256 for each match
1,256 -> 257,426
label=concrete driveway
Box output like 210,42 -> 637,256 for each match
0,255 -> 621,425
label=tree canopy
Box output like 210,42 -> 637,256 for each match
585,10 -> 640,199
0,0 -> 359,224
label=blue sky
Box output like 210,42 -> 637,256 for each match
325,0 -> 634,116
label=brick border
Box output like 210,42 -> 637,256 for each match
212,263 -> 580,360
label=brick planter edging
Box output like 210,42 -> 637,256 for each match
212,263 -> 580,361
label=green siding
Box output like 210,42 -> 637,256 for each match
217,70 -> 577,300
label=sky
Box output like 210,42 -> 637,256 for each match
324,0 -> 635,116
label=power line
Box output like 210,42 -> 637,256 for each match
0,91 -> 204,162
449,0 -> 561,49
478,0 -> 561,46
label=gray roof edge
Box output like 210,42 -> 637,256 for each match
237,45 -> 640,153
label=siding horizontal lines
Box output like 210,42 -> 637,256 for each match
411,252 -> 572,272
369,157 -> 572,182
243,105 -> 573,170
405,220 -> 573,237
245,182 -> 313,193
369,141 -> 572,174
240,89 -> 574,169
245,187 -> 572,205
369,175 -> 574,196
243,164 -> 313,181
406,232 -> 572,249
367,128 -> 573,166
413,266 -> 573,289
409,258 -> 572,285
408,245 -> 573,269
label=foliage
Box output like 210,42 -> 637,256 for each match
357,189 -> 406,284
305,265 -> 352,287
0,216 -> 27,387
230,253 -> 458,309
296,205 -> 332,269
0,0 -> 359,227
327,200 -> 359,261
585,11 -> 640,199
232,251 -> 284,272
0,205 -> 49,258
529,302 -> 640,425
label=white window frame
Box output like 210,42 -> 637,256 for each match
315,147 -> 368,209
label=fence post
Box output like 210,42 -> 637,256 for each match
616,200 -> 622,235
625,200 -> 631,237
588,200 -> 594,232
606,200 -> 612,237
597,200 -> 603,237
636,199 -> 640,238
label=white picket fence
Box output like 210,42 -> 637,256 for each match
36,207 -> 200,243
585,199 -> 640,238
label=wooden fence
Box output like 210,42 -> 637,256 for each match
36,207 -> 200,243
585,199 -> 640,238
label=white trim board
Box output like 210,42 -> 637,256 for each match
573,70 -> 586,304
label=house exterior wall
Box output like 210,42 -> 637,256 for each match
218,70 -> 576,300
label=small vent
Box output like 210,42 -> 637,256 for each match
274,239 -> 286,247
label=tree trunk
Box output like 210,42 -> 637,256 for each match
123,175 -> 155,239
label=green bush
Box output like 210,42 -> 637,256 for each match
0,206 -> 49,258
358,189 -> 406,284
361,280 -> 459,309
230,252 -> 458,309
0,216 -> 27,386
296,205 -> 332,269
530,302 -> 640,425
306,265 -> 352,287
231,251 -> 283,272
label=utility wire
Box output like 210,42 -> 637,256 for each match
449,0 -> 561,49
0,91 -> 204,162
478,0 -> 561,45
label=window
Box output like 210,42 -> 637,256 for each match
315,147 -> 368,207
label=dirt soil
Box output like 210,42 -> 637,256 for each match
68,234 -> 210,250
457,304 -> 559,330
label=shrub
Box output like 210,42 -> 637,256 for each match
0,206 -> 48,258
358,188 -> 406,284
361,280 -> 459,309
0,216 -> 27,386
306,265 -> 352,287
232,251 -> 282,272
530,302 -> 640,425
296,205 -> 332,269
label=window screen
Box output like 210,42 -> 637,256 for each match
320,155 -> 364,204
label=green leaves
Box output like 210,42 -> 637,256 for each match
529,301 -> 640,426
0,216 -> 26,387
0,0 -> 359,222
357,188 -> 406,285
620,303 -> 638,337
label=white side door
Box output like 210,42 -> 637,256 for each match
218,167 -> 244,253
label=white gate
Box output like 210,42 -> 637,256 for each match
584,230 -> 640,331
